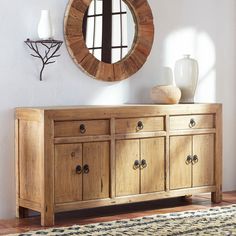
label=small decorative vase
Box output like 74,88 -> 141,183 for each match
150,85 -> 181,104
150,67 -> 181,104
174,55 -> 199,103
37,10 -> 52,40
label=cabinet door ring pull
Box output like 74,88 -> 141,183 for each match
192,155 -> 199,164
133,160 -> 140,170
141,159 -> 147,168
83,164 -> 90,174
185,155 -> 192,165
76,165 -> 82,174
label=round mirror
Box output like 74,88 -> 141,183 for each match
82,0 -> 136,64
64,0 -> 154,82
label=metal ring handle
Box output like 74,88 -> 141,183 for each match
76,165 -> 82,174
80,124 -> 86,134
133,160 -> 140,170
185,155 -> 192,165
192,155 -> 199,164
137,121 -> 144,131
189,119 -> 196,128
141,159 -> 147,168
83,164 -> 89,174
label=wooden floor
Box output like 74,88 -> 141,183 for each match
0,191 -> 236,235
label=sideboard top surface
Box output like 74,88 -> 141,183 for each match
15,103 -> 222,111
15,103 -> 222,121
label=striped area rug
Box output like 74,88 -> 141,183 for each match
10,204 -> 236,236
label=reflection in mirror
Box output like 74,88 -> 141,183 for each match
82,0 -> 135,64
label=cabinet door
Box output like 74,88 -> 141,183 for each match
170,136 -> 192,190
140,138 -> 165,193
83,142 -> 110,201
192,134 -> 214,187
55,144 -> 82,203
116,140 -> 140,197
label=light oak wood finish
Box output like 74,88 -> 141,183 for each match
54,120 -> 110,137
115,117 -> 164,134
170,136 -> 192,190
115,139 -> 140,197
19,120 -> 42,204
42,115 -> 54,226
64,0 -> 154,81
83,142 -> 110,200
212,105 -> 222,203
192,134 -> 214,187
15,104 -> 222,226
170,114 -> 215,130
55,144 -> 83,203
170,134 -> 215,190
140,138 -> 165,193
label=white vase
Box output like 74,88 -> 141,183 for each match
37,10 -> 52,40
174,55 -> 199,103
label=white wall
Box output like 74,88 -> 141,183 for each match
0,0 -> 235,218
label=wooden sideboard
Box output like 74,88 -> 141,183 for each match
15,104 -> 222,226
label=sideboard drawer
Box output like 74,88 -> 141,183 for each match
170,115 -> 215,130
54,120 -> 110,137
115,117 -> 164,134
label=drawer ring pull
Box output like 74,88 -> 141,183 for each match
76,165 -> 82,174
185,155 -> 192,165
189,119 -> 196,128
137,121 -> 144,131
79,124 -> 86,134
83,164 -> 90,174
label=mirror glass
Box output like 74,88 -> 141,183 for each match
82,0 -> 136,64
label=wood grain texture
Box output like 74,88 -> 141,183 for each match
212,105 -> 222,203
192,134 -> 214,187
64,0 -> 154,81
54,120 -> 110,137
15,104 -> 222,226
55,144 -> 83,203
54,186 -> 216,213
170,115 -> 215,130
115,139 -> 140,197
15,118 -> 21,218
83,142 -> 110,200
115,117 -> 164,134
170,136 -> 192,190
41,116 -> 54,226
18,120 -> 42,203
140,138 -> 165,193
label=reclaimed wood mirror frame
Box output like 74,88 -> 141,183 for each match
64,0 -> 154,82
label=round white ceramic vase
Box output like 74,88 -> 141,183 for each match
174,55 -> 199,103
37,10 -> 52,40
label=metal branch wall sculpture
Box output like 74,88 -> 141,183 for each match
25,39 -> 63,81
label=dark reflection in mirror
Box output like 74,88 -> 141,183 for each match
82,0 -> 135,64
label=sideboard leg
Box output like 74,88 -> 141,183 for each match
41,211 -> 55,226
211,191 -> 222,203
16,206 -> 30,218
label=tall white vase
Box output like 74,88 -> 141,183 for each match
174,55 -> 199,103
37,10 -> 52,40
